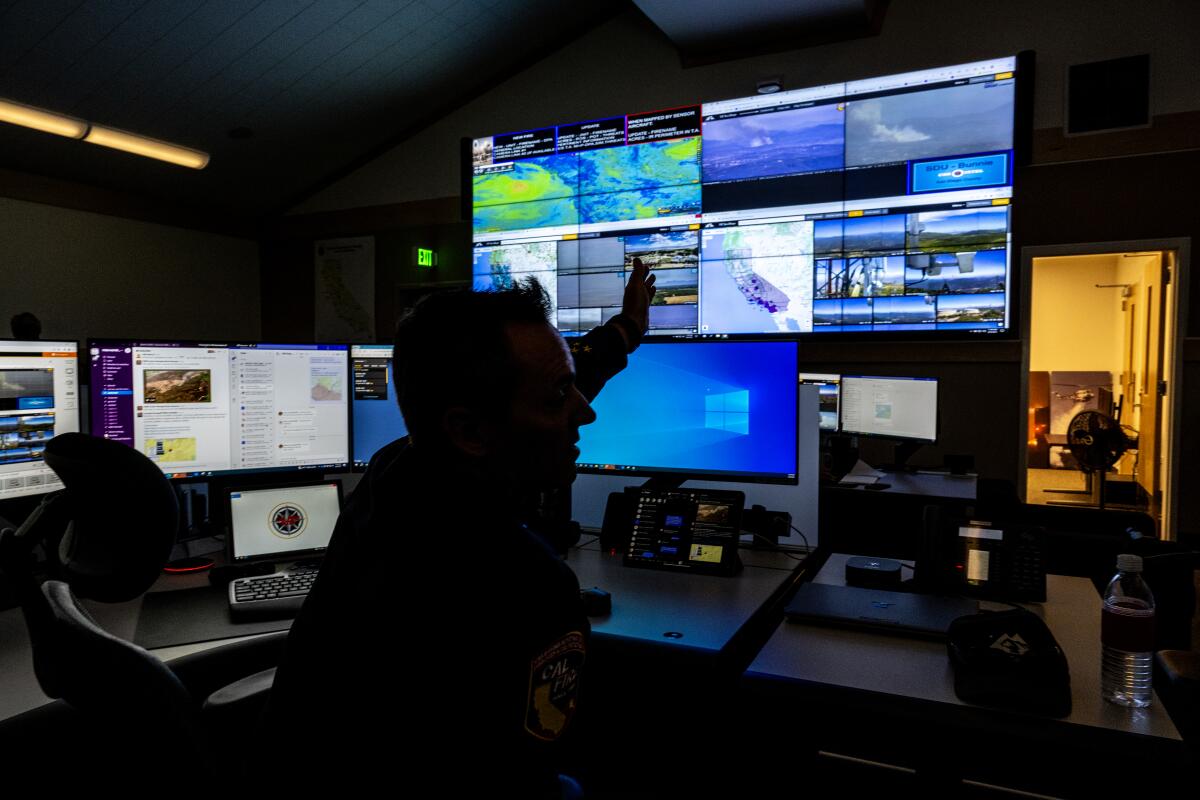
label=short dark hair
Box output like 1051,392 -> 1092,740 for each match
10,312 -> 41,340
392,280 -> 552,444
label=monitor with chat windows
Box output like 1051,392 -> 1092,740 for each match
88,339 -> 350,480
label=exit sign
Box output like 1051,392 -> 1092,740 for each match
414,247 -> 437,268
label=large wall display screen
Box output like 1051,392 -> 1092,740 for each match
471,57 -> 1018,337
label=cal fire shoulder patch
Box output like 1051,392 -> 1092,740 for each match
525,631 -> 586,741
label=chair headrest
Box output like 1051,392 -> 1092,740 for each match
43,433 -> 178,602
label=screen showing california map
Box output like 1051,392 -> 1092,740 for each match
472,57 -> 1018,337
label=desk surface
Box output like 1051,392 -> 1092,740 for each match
830,471 -> 977,500
568,543 -> 803,655
2,543 -> 805,722
747,553 -> 1182,743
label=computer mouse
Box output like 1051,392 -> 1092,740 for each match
580,587 -> 611,616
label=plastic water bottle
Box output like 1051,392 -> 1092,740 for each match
1100,553 -> 1156,708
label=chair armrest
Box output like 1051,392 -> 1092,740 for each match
167,630 -> 288,703
202,666 -> 276,715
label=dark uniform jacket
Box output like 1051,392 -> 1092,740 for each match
261,323 -> 629,794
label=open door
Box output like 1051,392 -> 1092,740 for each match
1136,252 -> 1170,520
1023,246 -> 1183,535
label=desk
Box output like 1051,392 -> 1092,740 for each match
833,471 -> 978,500
740,553 -> 1188,796
559,541 -> 811,796
568,542 -> 803,661
1,544 -> 806,720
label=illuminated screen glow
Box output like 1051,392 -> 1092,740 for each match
471,57 -> 1018,338
577,340 -> 799,482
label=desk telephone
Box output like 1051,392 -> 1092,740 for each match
915,506 -> 1047,603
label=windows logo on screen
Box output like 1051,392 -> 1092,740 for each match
704,390 -> 749,435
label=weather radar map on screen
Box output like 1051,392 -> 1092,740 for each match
471,57 -> 1018,337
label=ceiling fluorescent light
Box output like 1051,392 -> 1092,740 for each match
84,125 -> 210,169
0,97 -> 88,139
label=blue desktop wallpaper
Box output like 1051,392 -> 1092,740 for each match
352,358 -> 408,467
578,341 -> 798,478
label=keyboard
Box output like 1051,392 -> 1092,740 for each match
228,568 -> 319,621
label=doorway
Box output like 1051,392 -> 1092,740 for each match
1020,241 -> 1188,538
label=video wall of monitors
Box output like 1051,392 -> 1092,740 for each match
470,56 -> 1021,338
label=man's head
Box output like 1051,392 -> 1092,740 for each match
393,282 -> 595,490
10,312 -> 41,340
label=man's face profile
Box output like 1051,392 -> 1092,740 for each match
495,322 -> 596,491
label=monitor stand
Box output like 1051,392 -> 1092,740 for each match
640,476 -> 687,491
889,440 -> 925,472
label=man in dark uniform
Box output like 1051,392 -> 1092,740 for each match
262,262 -> 656,795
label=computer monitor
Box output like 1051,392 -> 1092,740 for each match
839,375 -> 938,443
0,340 -> 80,500
227,479 -> 343,563
470,55 -> 1024,339
799,372 -> 840,432
350,343 -> 408,468
88,340 -> 350,479
576,340 -> 799,484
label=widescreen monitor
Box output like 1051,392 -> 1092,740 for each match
799,373 -> 840,431
350,343 -> 408,468
0,340 -> 80,500
576,340 -> 799,483
89,340 -> 349,479
469,55 -> 1021,338
839,375 -> 938,443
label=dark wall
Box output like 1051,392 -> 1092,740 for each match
260,198 -> 470,343
1017,149 -> 1200,333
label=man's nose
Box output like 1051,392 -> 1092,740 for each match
573,388 -> 596,426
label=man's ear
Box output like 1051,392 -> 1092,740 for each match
442,405 -> 495,458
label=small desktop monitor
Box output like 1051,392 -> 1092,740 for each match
350,344 -> 408,468
0,340 -> 80,500
839,375 -> 938,443
576,339 -> 799,484
227,480 -> 343,563
799,373 -> 840,432
88,340 -> 350,479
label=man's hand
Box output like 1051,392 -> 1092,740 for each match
621,257 -> 657,334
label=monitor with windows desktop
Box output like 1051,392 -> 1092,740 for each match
0,339 -> 80,500
88,339 -> 350,479
575,338 -> 799,573
576,339 -> 799,484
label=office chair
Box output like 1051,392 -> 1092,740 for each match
0,433 -> 208,778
